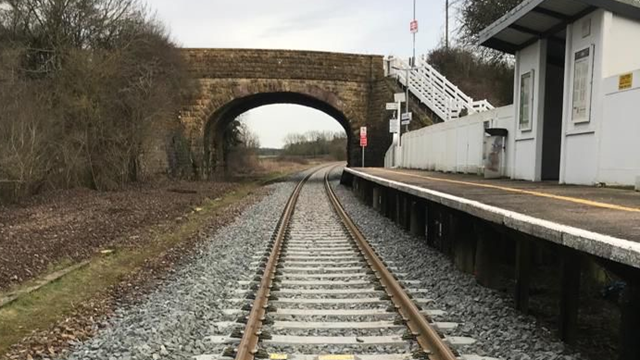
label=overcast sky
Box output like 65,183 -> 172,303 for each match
150,0 -> 453,148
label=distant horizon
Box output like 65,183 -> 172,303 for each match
239,104 -> 347,148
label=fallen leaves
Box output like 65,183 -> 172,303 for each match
0,180 -> 238,291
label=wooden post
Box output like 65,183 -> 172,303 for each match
379,187 -> 388,216
372,186 -> 380,211
394,192 -> 402,225
559,248 -> 581,345
451,213 -> 475,274
384,188 -> 393,218
443,212 -> 455,256
433,208 -> 443,251
387,189 -> 396,222
363,180 -> 372,205
515,235 -> 532,313
474,221 -> 499,288
410,200 -> 426,237
619,281 -> 640,359
359,178 -> 366,200
402,195 -> 411,231
425,203 -> 435,247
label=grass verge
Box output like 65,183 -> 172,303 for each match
0,180 -> 263,356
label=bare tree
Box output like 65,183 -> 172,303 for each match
0,0 -> 192,199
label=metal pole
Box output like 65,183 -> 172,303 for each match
362,146 -> 365,167
407,0 -> 415,134
405,68 -> 410,133
445,0 -> 449,49
412,0 -> 416,64
397,101 -> 402,147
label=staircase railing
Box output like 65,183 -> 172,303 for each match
385,55 -> 493,122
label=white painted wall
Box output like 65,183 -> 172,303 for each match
560,10 -> 605,185
386,106 -> 514,176
603,14 -> 640,78
512,41 -> 547,181
559,10 -> 640,186
598,69 -> 640,186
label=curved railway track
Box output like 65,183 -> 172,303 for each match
214,165 -> 493,360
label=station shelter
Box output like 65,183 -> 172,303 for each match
478,0 -> 640,187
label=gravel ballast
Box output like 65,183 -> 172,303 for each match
330,168 -> 583,360
57,165 -> 585,360
261,170 -> 416,356
60,177 -> 301,360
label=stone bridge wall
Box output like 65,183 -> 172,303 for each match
142,49 -> 432,178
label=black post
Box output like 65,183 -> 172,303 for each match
559,248 -> 581,345
515,235 -> 532,313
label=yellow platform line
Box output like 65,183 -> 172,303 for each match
378,169 -> 640,213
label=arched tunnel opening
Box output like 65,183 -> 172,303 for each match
203,92 -> 356,177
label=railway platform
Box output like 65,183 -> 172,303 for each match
344,167 -> 640,358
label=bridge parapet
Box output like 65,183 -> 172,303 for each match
183,48 -> 383,83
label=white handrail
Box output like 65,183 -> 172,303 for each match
385,55 -> 493,122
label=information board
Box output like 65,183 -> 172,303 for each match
572,46 -> 594,123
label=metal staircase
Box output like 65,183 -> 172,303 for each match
385,55 -> 493,122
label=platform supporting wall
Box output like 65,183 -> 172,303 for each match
348,170 -> 640,358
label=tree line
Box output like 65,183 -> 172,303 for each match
282,131 -> 347,161
0,0 -> 191,201
0,0 -> 525,201
425,0 -> 521,107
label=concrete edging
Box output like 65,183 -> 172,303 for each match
346,168 -> 640,269
0,260 -> 91,309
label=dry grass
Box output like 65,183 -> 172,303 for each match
0,180 -> 264,356
259,158 -> 312,174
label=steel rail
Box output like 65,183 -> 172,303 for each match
235,167 -> 321,360
323,166 -> 459,360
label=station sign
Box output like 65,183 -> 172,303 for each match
401,112 -> 412,125
389,119 -> 399,133
394,93 -> 406,103
619,73 -> 633,90
386,102 -> 398,110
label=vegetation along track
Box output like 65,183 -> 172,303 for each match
213,165 -> 494,360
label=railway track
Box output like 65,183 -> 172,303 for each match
208,165 -> 495,360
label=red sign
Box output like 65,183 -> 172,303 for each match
410,20 -> 418,34
360,126 -> 367,147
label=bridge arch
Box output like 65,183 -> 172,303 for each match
204,90 -> 354,174
177,49 -> 395,178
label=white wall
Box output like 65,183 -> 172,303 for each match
512,41 -> 547,181
560,10 -> 606,185
559,10 -> 640,186
389,106 -> 514,176
603,14 -> 640,78
598,69 -> 640,186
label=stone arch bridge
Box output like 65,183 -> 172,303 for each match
164,48 -> 432,178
